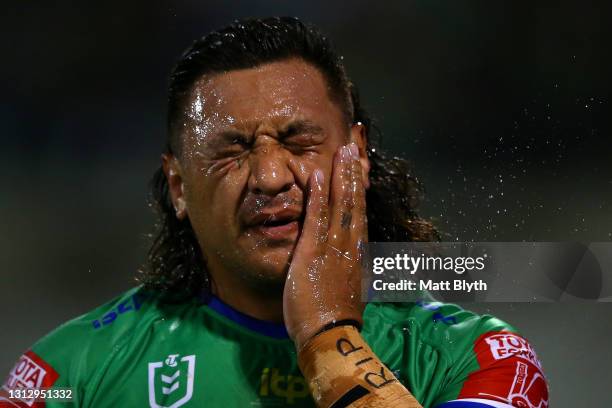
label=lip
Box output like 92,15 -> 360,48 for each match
252,220 -> 300,240
244,208 -> 303,240
244,208 -> 302,227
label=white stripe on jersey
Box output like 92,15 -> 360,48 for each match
442,398 -> 515,408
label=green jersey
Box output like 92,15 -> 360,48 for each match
2,287 -> 548,408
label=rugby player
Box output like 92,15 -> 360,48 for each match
1,17 -> 549,408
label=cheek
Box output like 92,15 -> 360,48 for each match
192,151 -> 242,177
185,162 -> 248,229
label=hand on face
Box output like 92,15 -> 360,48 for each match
284,142 -> 367,350
165,59 -> 370,321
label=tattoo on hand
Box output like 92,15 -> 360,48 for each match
341,212 -> 352,230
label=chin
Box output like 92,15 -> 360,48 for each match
239,246 -> 294,289
258,246 -> 294,274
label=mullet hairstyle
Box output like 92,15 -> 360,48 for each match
138,17 -> 439,299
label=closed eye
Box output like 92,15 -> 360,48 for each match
206,131 -> 251,158
231,136 -> 251,147
280,121 -> 325,148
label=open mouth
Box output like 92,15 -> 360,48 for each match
263,217 -> 298,227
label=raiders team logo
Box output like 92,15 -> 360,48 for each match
148,354 -> 196,408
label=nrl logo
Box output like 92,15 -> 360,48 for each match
148,353 -> 196,408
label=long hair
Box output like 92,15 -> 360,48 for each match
137,17 -> 439,299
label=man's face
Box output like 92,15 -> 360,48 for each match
173,58 -> 355,289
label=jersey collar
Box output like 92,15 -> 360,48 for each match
205,295 -> 289,339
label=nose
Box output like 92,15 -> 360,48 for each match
247,140 -> 295,196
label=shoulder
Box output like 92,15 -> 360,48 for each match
35,287 -> 157,352
363,301 -> 548,408
363,300 -> 520,384
364,300 -> 516,346
3,287 -> 163,392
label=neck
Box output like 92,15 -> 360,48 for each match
210,273 -> 285,324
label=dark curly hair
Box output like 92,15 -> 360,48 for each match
137,17 -> 439,299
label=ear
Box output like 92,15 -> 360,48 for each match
161,153 -> 188,220
349,123 -> 371,189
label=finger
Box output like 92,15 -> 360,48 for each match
328,145 -> 354,247
348,142 -> 367,242
295,168 -> 329,257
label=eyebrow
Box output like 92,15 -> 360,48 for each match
214,119 -> 325,143
279,119 -> 324,137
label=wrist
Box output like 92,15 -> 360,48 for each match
314,319 -> 362,337
293,318 -> 363,351
297,326 -> 421,408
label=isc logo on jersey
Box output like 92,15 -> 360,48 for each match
1,351 -> 59,407
148,354 -> 196,408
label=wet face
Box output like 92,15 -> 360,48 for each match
166,59 -> 356,291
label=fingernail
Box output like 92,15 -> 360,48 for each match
349,143 -> 359,160
314,169 -> 323,184
340,145 -> 349,162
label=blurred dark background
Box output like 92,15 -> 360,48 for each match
1,1 -> 611,406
